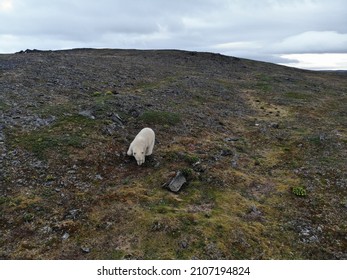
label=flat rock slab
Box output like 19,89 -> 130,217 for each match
163,171 -> 187,193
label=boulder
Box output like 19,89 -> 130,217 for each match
163,171 -> 187,193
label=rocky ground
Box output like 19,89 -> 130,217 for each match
0,48 -> 346,259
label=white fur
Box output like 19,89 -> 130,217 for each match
127,128 -> 155,165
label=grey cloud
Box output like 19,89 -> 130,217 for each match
1,0 -> 347,69
272,31 -> 347,54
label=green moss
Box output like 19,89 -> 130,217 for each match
135,76 -> 179,92
41,187 -> 56,198
14,131 -> 84,158
307,135 -> 322,145
45,175 -> 55,182
164,151 -> 181,161
140,110 -> 181,126
184,154 -> 200,165
8,115 -> 99,159
0,197 -> 10,206
22,212 -> 35,223
284,92 -> 310,100
36,103 -> 76,118
181,168 -> 193,178
255,74 -> 273,92
93,92 -> 114,111
0,101 -> 9,111
105,250 -> 125,260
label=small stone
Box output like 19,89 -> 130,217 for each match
95,174 -> 103,180
129,109 -> 140,118
81,246 -> 91,253
62,232 -> 70,240
111,113 -> 124,126
78,110 -> 95,119
64,209 -> 80,220
308,235 -> 319,243
180,241 -> 188,249
224,137 -> 239,142
193,163 -> 207,173
270,122 -> 280,129
41,225 -> 52,234
151,221 -> 165,231
221,149 -> 233,156
102,125 -> 116,136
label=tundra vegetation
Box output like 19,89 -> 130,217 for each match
0,49 -> 346,259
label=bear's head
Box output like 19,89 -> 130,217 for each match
132,146 -> 146,165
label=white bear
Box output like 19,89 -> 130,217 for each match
127,128 -> 155,165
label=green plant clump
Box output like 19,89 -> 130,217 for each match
140,110 -> 181,126
181,168 -> 193,178
184,154 -> 200,165
292,186 -> 307,197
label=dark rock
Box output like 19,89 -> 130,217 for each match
151,221 -> 167,231
286,220 -> 321,244
64,209 -> 80,220
102,124 -> 117,136
102,120 -> 124,135
270,122 -> 280,129
110,113 -> 125,127
193,163 -> 207,173
221,149 -> 233,156
21,115 -> 55,128
244,205 -> 264,222
204,242 -> 225,259
224,137 -> 239,142
180,240 -> 188,249
40,225 -> 52,234
129,108 -> 140,118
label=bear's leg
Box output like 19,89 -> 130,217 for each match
127,144 -> 133,156
146,140 -> 154,155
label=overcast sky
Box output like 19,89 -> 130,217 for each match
1,0 -> 347,70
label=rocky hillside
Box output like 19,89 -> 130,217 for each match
0,49 -> 346,259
